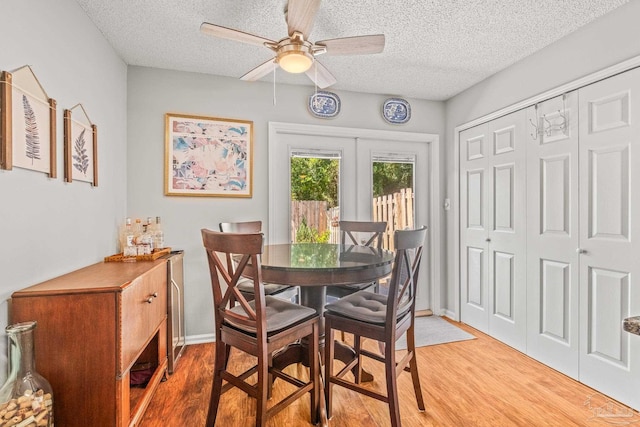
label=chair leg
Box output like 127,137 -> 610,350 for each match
324,318 -> 335,419
223,344 -> 231,369
309,322 -> 320,425
385,340 -> 401,427
407,325 -> 426,411
206,339 -> 227,426
256,348 -> 269,427
267,353 -> 274,400
353,335 -> 363,384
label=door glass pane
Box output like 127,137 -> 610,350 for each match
372,156 -> 415,250
290,153 -> 340,243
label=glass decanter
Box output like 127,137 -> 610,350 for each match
0,321 -> 54,426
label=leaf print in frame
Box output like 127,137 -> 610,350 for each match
5,66 -> 56,175
22,94 -> 41,164
64,104 -> 97,185
72,128 -> 89,175
12,89 -> 53,173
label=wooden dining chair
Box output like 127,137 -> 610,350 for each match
219,221 -> 296,301
201,229 -> 320,427
324,226 -> 428,427
326,220 -> 387,299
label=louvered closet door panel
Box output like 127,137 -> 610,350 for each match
526,93 -> 580,379
578,67 -> 640,410
460,123 -> 490,333
486,109 -> 527,352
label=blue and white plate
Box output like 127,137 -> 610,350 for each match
308,91 -> 340,118
382,98 -> 411,124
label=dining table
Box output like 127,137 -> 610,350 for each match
257,242 -> 394,377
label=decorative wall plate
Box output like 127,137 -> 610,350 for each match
382,98 -> 411,124
308,91 -> 340,118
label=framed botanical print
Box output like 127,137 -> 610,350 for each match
64,104 -> 98,186
0,66 -> 57,177
165,113 -> 253,197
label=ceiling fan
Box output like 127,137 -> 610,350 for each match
200,0 -> 385,88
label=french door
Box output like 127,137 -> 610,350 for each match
268,123 -> 437,311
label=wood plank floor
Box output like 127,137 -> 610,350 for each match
139,319 -> 638,426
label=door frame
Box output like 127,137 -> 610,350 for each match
268,121 -> 441,314
451,55 -> 640,321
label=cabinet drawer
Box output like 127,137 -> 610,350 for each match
120,263 -> 167,374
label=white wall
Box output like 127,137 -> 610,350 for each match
0,0 -> 127,380
126,66 -> 445,338
444,0 -> 640,316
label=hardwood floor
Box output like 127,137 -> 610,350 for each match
139,319 -> 637,426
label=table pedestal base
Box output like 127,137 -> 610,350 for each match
272,286 -> 374,426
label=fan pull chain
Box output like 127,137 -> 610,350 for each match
314,58 -> 318,97
272,66 -> 277,106
311,58 -> 318,112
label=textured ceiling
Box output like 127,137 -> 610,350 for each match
75,0 -> 628,101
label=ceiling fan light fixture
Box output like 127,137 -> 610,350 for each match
277,50 -> 313,73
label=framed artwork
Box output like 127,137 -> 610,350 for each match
64,104 -> 98,186
1,66 -> 57,177
165,113 -> 253,197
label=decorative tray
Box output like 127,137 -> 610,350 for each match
104,247 -> 171,262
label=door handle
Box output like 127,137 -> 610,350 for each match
171,278 -> 184,343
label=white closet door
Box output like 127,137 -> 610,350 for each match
486,110 -> 527,352
460,110 -> 527,351
460,123 -> 490,333
578,67 -> 640,410
526,94 -> 580,379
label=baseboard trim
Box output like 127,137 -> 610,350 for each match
416,309 -> 433,317
185,333 -> 215,345
443,309 -> 458,321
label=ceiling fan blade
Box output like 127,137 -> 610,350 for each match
305,61 -> 336,89
200,22 -> 275,48
316,34 -> 385,55
286,0 -> 321,38
240,58 -> 279,81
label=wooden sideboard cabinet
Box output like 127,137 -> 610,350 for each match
11,260 -> 168,427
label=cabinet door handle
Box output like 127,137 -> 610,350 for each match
171,278 -> 183,343
152,292 -> 158,298
576,248 -> 587,254
146,297 -> 154,304
485,238 -> 491,242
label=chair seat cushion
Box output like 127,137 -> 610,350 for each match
236,277 -> 291,295
324,290 -> 410,324
227,295 -> 316,333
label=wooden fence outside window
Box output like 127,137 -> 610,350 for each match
291,188 -> 414,251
